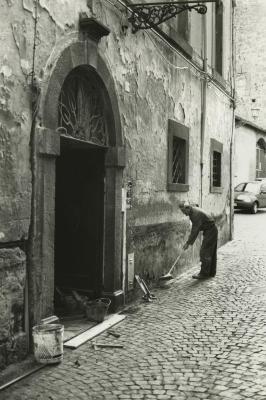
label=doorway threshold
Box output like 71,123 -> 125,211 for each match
61,314 -> 98,342
64,313 -> 126,349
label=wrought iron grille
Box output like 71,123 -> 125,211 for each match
128,1 -> 216,33
212,151 -> 221,187
172,136 -> 186,184
58,71 -> 108,146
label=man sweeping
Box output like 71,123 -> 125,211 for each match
179,201 -> 218,279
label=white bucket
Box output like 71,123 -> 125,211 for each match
32,324 -> 64,364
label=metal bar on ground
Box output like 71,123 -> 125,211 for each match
0,365 -> 45,392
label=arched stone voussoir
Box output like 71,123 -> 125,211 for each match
41,40 -> 122,146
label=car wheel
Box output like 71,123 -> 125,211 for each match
250,202 -> 258,214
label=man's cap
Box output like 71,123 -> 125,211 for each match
179,200 -> 190,209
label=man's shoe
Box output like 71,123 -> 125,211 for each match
192,273 -> 208,279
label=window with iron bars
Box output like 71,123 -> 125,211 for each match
212,151 -> 221,187
210,138 -> 223,193
168,119 -> 189,192
172,136 -> 186,184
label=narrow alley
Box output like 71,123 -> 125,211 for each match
1,210 -> 266,400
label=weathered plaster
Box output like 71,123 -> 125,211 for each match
5,0 -> 14,6
0,56 -> 31,243
11,19 -> 32,76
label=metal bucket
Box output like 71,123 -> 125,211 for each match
85,298 -> 111,323
32,324 -> 64,364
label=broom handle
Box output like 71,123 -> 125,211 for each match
168,252 -> 183,275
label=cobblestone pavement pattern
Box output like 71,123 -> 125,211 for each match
2,210 -> 266,400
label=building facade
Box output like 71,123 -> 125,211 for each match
235,117 -> 266,185
234,0 -> 266,183
0,0 -> 234,369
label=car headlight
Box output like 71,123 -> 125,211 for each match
237,194 -> 251,202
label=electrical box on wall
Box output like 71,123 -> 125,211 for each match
127,253 -> 134,291
126,181 -> 133,209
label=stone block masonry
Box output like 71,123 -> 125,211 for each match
0,248 -> 27,370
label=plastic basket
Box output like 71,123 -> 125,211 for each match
32,324 -> 64,364
84,298 -> 111,323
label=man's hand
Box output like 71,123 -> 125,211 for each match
183,242 -> 189,251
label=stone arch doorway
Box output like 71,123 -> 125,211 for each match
55,66 -> 109,307
30,41 -> 125,325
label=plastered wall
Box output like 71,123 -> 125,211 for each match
234,123 -> 266,185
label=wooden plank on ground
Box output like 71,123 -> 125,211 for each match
64,314 -> 126,349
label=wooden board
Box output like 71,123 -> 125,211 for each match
64,314 -> 126,349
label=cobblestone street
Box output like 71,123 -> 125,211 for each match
1,210 -> 266,400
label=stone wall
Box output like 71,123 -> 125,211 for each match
235,0 -> 266,128
0,248 -> 27,370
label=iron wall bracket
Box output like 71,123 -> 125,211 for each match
128,0 -> 217,33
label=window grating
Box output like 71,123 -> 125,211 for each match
212,151 -> 221,187
172,136 -> 186,184
58,70 -> 107,146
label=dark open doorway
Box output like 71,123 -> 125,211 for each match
54,137 -> 105,312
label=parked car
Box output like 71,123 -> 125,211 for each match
234,181 -> 266,214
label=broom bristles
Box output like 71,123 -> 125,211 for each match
159,274 -> 173,281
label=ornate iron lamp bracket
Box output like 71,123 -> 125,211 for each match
128,1 -> 216,33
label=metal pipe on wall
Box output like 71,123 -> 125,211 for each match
200,13 -> 208,207
229,1 -> 236,240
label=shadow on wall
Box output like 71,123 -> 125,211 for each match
128,218 -> 201,282
128,199 -> 231,287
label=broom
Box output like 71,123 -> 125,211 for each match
159,252 -> 183,281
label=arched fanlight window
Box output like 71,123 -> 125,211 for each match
58,67 -> 108,146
